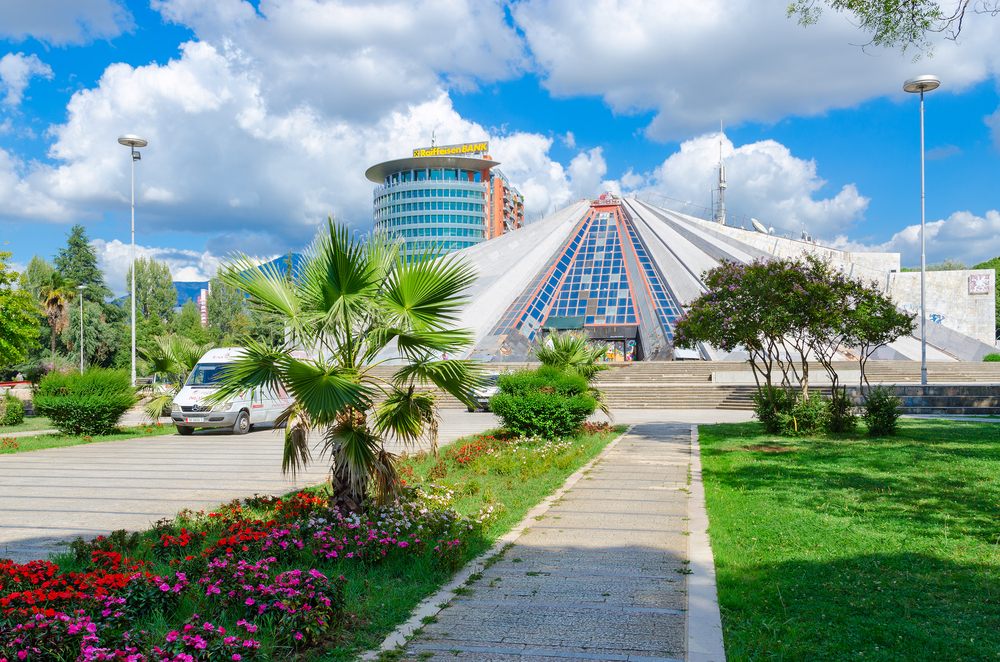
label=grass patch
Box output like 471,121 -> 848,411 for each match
700,419 -> 1000,661
0,422 -> 173,453
2,423 -> 624,660
0,415 -> 55,433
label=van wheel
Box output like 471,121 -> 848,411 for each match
232,411 -> 251,435
176,425 -> 194,436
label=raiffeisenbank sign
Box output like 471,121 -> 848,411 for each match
412,141 -> 489,158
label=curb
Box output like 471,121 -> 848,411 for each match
686,425 -> 727,662
358,425 -> 634,661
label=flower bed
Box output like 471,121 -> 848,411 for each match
0,488 -> 482,661
0,424 -> 624,661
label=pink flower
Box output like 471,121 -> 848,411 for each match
232,656 -> 242,661
294,632 -> 304,641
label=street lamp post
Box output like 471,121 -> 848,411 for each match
117,134 -> 148,386
903,75 -> 940,387
76,285 -> 87,372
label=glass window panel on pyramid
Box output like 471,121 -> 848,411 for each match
483,201 -> 684,361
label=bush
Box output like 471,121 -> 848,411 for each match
984,353 -> 1000,362
775,394 -> 829,436
862,385 -> 901,437
490,367 -> 596,438
0,392 -> 25,426
751,385 -> 797,434
33,369 -> 137,435
827,386 -> 858,433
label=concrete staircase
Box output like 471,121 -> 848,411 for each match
273,361 -> 1000,413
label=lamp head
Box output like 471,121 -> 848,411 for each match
75,285 -> 87,290
118,134 -> 148,148
903,75 -> 941,94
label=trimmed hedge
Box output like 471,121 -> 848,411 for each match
33,369 -> 137,436
490,367 -> 596,438
0,392 -> 25,427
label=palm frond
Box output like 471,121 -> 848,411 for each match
208,339 -> 288,404
283,357 -> 372,426
370,447 -> 400,505
381,248 -> 477,332
217,254 -> 303,339
392,356 -> 480,408
299,219 -> 380,332
276,404 -> 313,478
374,386 -> 437,450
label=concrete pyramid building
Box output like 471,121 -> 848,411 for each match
433,196 -> 996,363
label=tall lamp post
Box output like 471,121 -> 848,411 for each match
903,75 -> 940,387
76,285 -> 87,372
118,134 -> 148,386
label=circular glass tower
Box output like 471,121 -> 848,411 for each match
366,152 -> 501,257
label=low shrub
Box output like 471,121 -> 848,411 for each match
984,353 -> 1000,362
827,386 -> 858,433
33,368 -> 137,435
862,385 -> 902,437
0,392 -> 25,426
751,385 -> 797,434
775,393 -> 829,436
490,367 -> 596,438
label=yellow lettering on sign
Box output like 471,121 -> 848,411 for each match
411,142 -> 489,158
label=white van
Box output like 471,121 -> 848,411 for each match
169,347 -> 292,435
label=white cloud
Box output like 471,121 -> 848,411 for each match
92,238 -> 228,296
0,0 -> 133,46
607,132 -> 869,238
0,53 -> 53,107
830,209 -> 1000,266
153,0 -> 527,120
512,0 -> 1000,140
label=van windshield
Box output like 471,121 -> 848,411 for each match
185,363 -> 234,387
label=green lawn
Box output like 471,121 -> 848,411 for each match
0,423 -> 176,453
699,420 -> 1000,662
0,415 -> 55,433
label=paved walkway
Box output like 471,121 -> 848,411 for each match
406,420 -> 729,662
0,410 -> 505,563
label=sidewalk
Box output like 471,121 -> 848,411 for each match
404,422 -> 726,662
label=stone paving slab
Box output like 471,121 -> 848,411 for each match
409,422 -> 698,662
456,571 -> 687,609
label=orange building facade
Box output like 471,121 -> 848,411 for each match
366,142 -> 524,257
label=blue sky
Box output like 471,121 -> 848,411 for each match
1,0 -> 998,295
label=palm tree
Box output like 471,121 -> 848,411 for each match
138,334 -> 215,420
38,273 -> 77,353
535,330 -> 612,418
211,220 -> 479,513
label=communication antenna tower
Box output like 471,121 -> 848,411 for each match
431,131 -> 436,148
714,121 -> 726,224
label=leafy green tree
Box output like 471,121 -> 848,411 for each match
62,300 -> 125,368
845,285 -> 916,390
212,220 -> 479,512
171,300 -> 210,344
19,255 -> 55,299
127,256 -> 177,322
53,224 -> 112,302
0,251 -> 40,368
900,258 -> 968,272
206,277 -> 252,340
674,256 -> 913,399
38,272 -> 78,353
787,0 -> 998,55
